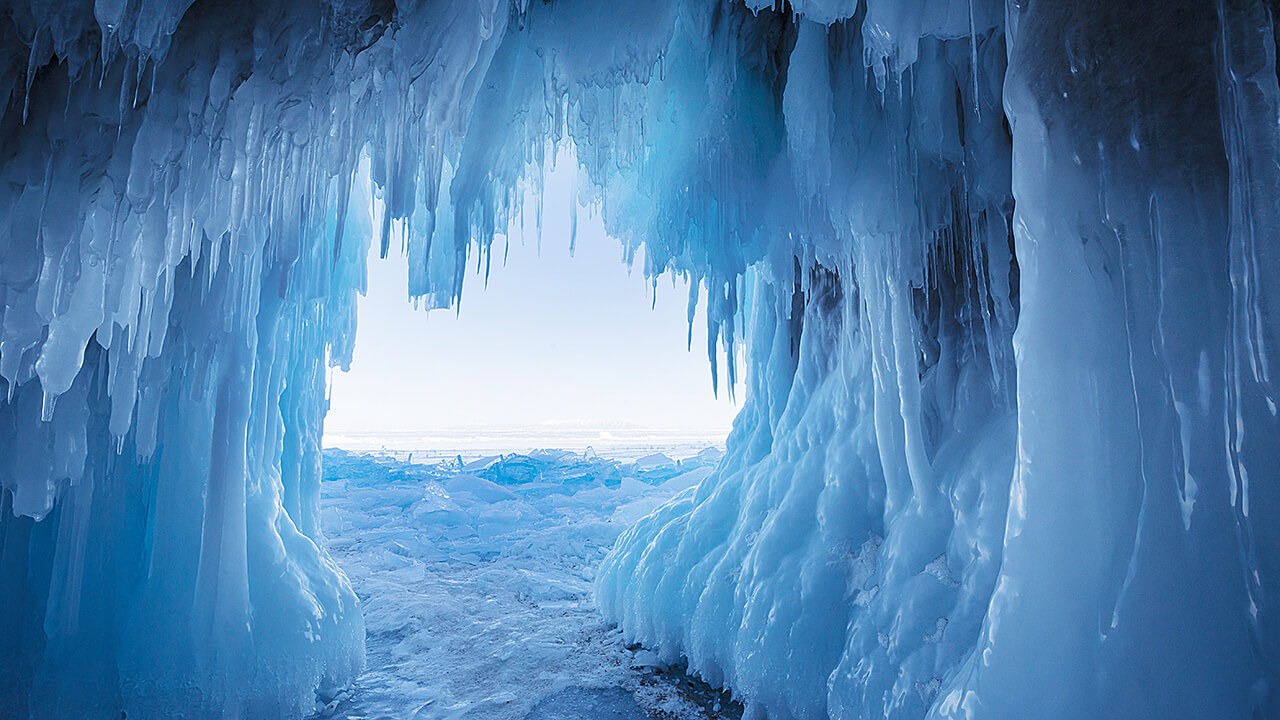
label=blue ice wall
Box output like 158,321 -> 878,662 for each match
0,1 -> 1278,719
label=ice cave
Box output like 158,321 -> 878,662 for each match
1,0 -> 1278,718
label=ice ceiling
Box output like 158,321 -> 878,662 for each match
1,0 -> 1278,718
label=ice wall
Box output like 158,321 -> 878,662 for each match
0,1 -> 384,713
604,2 -> 1280,718
1,0 -> 1278,718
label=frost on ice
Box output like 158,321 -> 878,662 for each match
0,1 -> 1278,719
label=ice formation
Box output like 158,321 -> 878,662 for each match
0,1 -> 1278,719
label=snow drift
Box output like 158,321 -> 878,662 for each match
0,1 -> 1277,718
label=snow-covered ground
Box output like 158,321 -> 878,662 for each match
318,446 -> 738,719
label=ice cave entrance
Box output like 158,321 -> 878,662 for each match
316,150 -> 743,718
324,150 -> 739,457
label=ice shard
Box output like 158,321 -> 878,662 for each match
0,1 -> 1277,718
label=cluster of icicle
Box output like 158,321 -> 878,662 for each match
1,0 -> 1278,718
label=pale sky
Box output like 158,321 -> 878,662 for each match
324,156 -> 741,438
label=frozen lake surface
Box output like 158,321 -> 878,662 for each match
318,446 -> 738,719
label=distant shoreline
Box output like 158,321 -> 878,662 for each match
322,427 -> 729,461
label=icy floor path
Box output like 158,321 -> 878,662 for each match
318,448 -> 732,720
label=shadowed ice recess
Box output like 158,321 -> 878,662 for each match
0,1 -> 1278,719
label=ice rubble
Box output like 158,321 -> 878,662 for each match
0,1 -> 1278,719
319,447 -> 728,719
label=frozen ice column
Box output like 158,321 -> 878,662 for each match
939,2 -> 1280,717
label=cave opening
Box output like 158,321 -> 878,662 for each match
324,148 -> 740,457
315,148 -> 743,717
